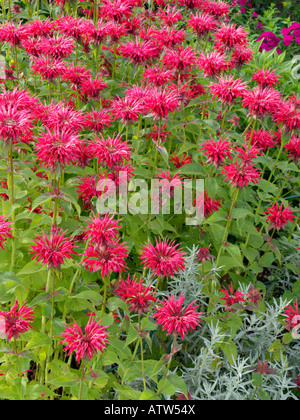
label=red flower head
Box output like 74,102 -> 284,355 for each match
273,99 -> 300,133
105,21 -> 127,44
251,67 -> 280,88
0,216 -> 13,250
39,34 -> 75,59
111,96 -> 143,124
230,46 -> 253,69
140,238 -> 186,278
196,246 -> 214,263
157,6 -> 183,27
264,202 -> 296,231
199,135 -> 233,167
234,143 -> 262,165
210,75 -> 248,104
25,17 -> 54,37
284,301 -> 300,336
242,86 -> 281,119
154,169 -> 183,198
251,360 -> 278,375
202,0 -> 230,18
221,161 -> 261,189
214,23 -> 248,51
246,284 -> 263,309
119,38 -> 160,65
162,46 -> 196,72
285,134 -> 300,164
0,179 -> 8,201
245,128 -> 276,150
31,56 -> 66,81
169,153 -> 193,168
153,294 -> 203,339
146,122 -> 171,144
83,213 -> 121,248
152,27 -> 185,49
35,128 -> 83,171
178,0 -> 204,10
220,283 -> 246,312
88,133 -> 131,168
187,12 -> 217,38
193,190 -> 222,218
0,299 -> 35,341
144,88 -> 180,120
62,63 -> 91,88
84,108 -> 112,133
60,314 -> 109,364
76,174 -> 111,209
0,105 -> 32,143
114,275 -> 156,315
100,0 -> 133,22
80,76 -> 108,101
0,22 -> 28,46
198,51 -> 228,78
30,226 -> 77,270
82,239 -> 128,277
142,65 -> 174,87
45,105 -> 85,133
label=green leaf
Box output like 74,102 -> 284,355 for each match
29,193 -> 52,213
125,323 -> 140,346
24,332 -> 52,351
167,373 -> 188,399
220,341 -> 237,364
107,296 -> 130,315
17,261 -> 47,276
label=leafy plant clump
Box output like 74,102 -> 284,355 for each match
0,0 -> 299,401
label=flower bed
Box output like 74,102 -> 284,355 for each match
0,0 -> 299,401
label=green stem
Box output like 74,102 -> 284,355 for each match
78,362 -> 85,400
9,142 -> 15,270
216,188 -> 239,268
13,338 -> 22,377
256,228 -> 276,274
157,334 -> 177,395
138,314 -> 146,391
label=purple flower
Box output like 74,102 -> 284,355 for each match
252,12 -> 258,17
283,34 -> 294,46
257,31 -> 281,52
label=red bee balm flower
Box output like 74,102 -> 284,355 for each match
251,68 -> 280,88
220,284 -> 246,312
82,239 -> 128,277
114,275 -> 156,315
242,86 -> 281,119
264,202 -> 296,231
221,161 -> 261,188
88,133 -> 131,168
60,314 -> 109,364
214,24 -> 248,50
30,226 -> 77,270
0,299 -> 35,341
187,12 -> 217,38
144,88 -> 180,120
35,128 -> 83,170
199,135 -> 233,167
0,216 -> 13,250
83,213 -> 121,248
210,75 -> 248,104
140,238 -> 186,278
153,294 -> 203,339
285,135 -> 300,165
284,301 -> 300,332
